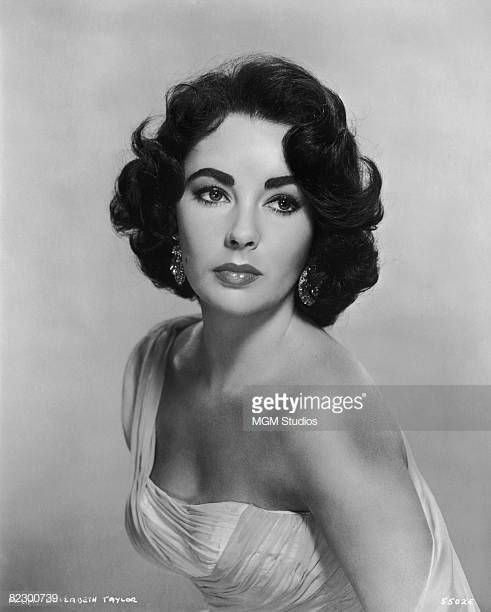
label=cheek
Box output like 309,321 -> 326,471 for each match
276,219 -> 313,274
176,202 -> 219,276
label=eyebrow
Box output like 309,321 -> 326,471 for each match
186,168 -> 296,190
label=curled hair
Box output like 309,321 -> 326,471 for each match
110,54 -> 383,326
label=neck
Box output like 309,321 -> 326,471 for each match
196,297 -> 299,389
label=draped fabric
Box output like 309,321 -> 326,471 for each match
122,317 -> 479,611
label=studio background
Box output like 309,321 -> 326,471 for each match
1,1 -> 490,610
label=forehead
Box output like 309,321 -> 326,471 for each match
185,114 -> 291,177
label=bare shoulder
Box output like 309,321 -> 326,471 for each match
284,318 -> 374,387
320,330 -> 374,384
281,319 -> 407,489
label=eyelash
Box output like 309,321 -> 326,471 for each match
192,186 -> 301,216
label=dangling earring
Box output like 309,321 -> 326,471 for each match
298,263 -> 320,306
170,235 -> 186,286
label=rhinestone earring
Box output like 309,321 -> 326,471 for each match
170,236 -> 186,286
298,264 -> 320,306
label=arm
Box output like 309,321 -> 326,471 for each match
285,425 -> 433,612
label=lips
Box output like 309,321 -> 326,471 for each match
213,263 -> 262,288
214,263 -> 262,274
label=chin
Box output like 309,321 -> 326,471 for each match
200,290 -> 292,319
190,275 -> 296,318
203,298 -> 272,317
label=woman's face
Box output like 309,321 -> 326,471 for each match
177,113 -> 314,316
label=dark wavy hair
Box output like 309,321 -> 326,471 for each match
110,54 -> 383,326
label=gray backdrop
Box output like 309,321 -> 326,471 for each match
1,1 -> 490,610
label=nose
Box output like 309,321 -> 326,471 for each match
224,205 -> 260,250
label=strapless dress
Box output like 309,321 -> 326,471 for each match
122,316 -> 480,611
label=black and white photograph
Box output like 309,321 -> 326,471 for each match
1,1 -> 490,611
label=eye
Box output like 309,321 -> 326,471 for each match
193,185 -> 229,206
266,194 -> 301,216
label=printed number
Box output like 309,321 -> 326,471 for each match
441,597 -> 475,606
8,593 -> 59,604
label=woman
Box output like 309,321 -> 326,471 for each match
111,56 -> 479,611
